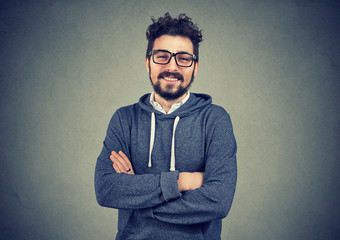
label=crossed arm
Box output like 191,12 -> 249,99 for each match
96,109 -> 237,225
110,151 -> 204,192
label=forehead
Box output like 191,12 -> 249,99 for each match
153,35 -> 194,53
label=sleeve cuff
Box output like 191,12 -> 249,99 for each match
160,170 -> 182,202
138,208 -> 154,219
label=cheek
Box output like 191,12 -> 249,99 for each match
184,70 -> 194,81
149,68 -> 159,82
150,65 -> 164,77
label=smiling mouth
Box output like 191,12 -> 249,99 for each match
163,76 -> 178,82
158,71 -> 183,82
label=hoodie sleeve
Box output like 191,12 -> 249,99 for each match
141,109 -> 237,224
95,109 -> 181,209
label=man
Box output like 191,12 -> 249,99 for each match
95,13 -> 237,240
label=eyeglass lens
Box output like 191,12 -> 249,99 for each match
153,51 -> 194,67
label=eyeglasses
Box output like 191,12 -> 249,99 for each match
149,49 -> 197,67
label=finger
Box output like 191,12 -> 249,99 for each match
110,154 -> 122,172
112,151 -> 129,172
118,151 -> 134,174
110,152 -> 119,164
109,153 -> 116,163
113,157 -> 126,173
113,151 -> 131,172
110,153 -> 120,173
118,151 -> 133,170
111,152 -> 125,173
118,151 -> 135,174
112,163 -> 121,173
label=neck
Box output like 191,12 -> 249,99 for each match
154,92 -> 188,113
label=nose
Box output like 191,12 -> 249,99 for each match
166,55 -> 179,72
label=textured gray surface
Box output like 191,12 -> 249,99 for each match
1,0 -> 339,239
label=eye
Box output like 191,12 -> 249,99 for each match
153,51 -> 170,63
178,57 -> 190,62
155,52 -> 169,58
177,54 -> 192,62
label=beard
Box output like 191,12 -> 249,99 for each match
149,66 -> 195,101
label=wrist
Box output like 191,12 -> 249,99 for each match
178,172 -> 189,192
178,172 -> 204,192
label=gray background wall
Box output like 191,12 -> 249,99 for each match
1,0 -> 339,239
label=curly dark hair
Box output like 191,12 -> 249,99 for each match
146,12 -> 203,61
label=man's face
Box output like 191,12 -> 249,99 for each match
146,35 -> 199,101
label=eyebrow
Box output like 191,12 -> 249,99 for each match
156,49 -> 193,54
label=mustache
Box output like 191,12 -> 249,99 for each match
158,71 -> 184,81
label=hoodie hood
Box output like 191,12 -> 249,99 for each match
137,93 -> 212,171
138,92 -> 212,118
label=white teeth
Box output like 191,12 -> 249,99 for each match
163,77 -> 178,81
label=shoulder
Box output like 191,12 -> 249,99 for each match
108,102 -> 140,125
202,104 -> 235,136
117,102 -> 139,114
108,93 -> 153,123
206,104 -> 230,120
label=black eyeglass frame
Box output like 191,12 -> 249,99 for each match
148,49 -> 197,67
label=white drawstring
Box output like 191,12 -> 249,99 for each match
148,113 -> 180,171
170,116 -> 180,171
148,112 -> 155,167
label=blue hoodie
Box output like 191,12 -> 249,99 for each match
95,93 -> 237,240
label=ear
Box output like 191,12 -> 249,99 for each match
145,57 -> 150,73
193,61 -> 199,77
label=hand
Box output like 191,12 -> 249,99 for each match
178,172 -> 204,192
110,151 -> 135,175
